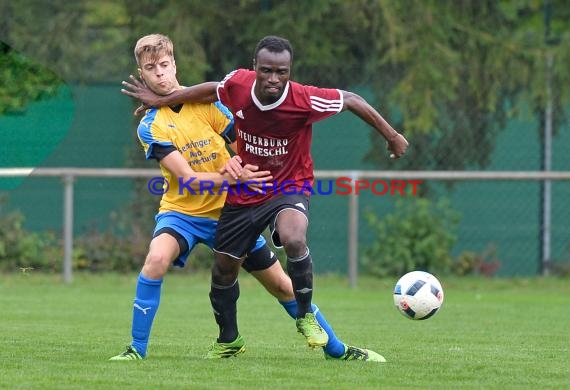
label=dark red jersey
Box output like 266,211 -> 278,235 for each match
217,69 -> 342,205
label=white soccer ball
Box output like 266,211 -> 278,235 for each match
393,271 -> 444,320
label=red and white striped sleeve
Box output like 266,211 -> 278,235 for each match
304,86 -> 343,124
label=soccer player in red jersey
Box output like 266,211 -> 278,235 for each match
122,35 -> 408,356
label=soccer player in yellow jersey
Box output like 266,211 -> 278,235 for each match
110,34 -> 385,362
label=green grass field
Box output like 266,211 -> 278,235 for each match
1,272 -> 569,389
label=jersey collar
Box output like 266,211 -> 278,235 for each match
251,80 -> 290,111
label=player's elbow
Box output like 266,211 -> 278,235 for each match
341,90 -> 365,112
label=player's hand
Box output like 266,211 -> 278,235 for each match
134,103 -> 149,116
240,164 -> 273,194
387,133 -> 409,159
121,75 -> 162,109
219,155 -> 244,179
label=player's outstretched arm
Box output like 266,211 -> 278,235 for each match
121,75 -> 219,108
341,90 -> 409,159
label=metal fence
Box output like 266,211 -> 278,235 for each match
1,168 -> 569,285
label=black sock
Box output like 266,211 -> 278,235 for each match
286,250 -> 313,318
209,280 -> 240,343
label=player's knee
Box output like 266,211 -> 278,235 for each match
281,236 -> 307,257
143,251 -> 171,278
211,263 -> 224,281
212,260 -> 240,285
278,229 -> 306,251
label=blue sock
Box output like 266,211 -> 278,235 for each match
131,273 -> 163,357
279,300 -> 346,357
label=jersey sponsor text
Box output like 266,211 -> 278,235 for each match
238,129 -> 289,157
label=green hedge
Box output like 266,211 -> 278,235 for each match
362,196 -> 461,278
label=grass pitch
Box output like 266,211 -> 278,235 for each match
1,272 -> 568,389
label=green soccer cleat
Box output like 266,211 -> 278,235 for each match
325,345 -> 387,363
296,312 -> 329,348
109,346 -> 143,361
204,334 -> 246,359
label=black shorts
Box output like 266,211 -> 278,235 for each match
155,225 -> 278,273
214,194 -> 310,259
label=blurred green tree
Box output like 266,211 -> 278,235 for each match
360,0 -> 569,171
1,0 -> 568,171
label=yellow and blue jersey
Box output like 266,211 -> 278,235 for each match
137,101 -> 233,219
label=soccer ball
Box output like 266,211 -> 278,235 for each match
393,271 -> 444,320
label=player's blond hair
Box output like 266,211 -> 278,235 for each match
134,34 -> 174,67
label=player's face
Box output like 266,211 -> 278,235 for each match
253,48 -> 291,105
138,54 -> 178,96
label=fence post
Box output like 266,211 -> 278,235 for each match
541,53 -> 554,276
348,171 -> 359,288
62,174 -> 74,284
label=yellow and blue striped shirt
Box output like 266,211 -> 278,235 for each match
137,101 -> 233,219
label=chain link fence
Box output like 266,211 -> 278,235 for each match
1,85 -> 569,279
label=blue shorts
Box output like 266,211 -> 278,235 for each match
154,211 -> 266,268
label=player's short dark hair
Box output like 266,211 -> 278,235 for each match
253,35 -> 293,64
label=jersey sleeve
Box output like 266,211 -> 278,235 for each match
304,86 -> 343,125
136,108 -> 175,160
216,69 -> 242,111
210,101 -> 235,144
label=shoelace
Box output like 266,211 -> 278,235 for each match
208,342 -> 220,351
302,316 -> 323,332
118,346 -> 141,359
309,321 -> 322,332
345,347 -> 368,360
208,341 -> 240,351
